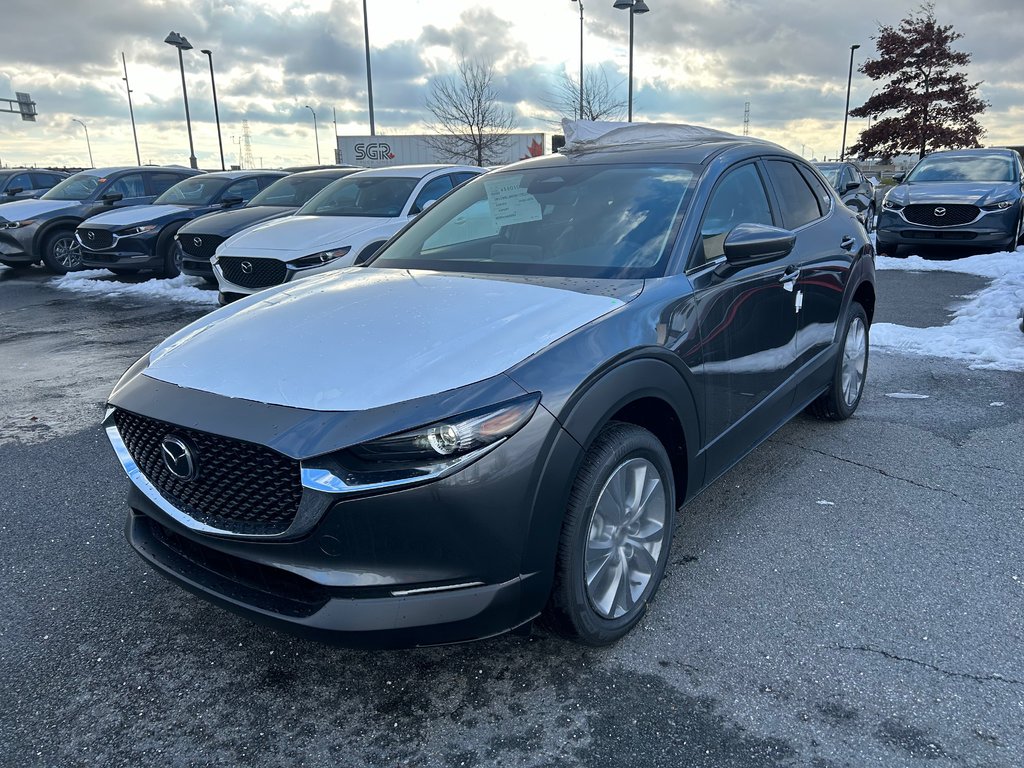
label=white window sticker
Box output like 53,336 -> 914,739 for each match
483,175 -> 542,226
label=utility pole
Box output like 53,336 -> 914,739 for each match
121,53 -> 141,165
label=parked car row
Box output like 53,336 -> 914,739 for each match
0,163 -> 487,299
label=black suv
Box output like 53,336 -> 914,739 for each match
177,167 -> 361,282
0,169 -> 68,204
0,166 -> 200,273
815,162 -> 876,231
104,128 -> 876,647
77,170 -> 286,278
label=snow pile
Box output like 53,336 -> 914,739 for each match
52,270 -> 218,305
872,247 -> 1024,371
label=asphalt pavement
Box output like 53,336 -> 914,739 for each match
1,264 -> 1022,768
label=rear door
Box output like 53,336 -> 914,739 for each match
687,161 -> 799,476
763,159 -> 854,386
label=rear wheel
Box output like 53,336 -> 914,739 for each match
807,302 -> 869,421
41,229 -> 82,274
544,422 -> 676,646
864,204 -> 876,233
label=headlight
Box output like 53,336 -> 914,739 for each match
302,395 -> 540,494
981,200 -> 1015,211
2,219 -> 36,229
291,247 -> 351,269
118,224 -> 158,236
882,198 -> 903,210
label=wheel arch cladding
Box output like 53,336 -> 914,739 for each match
561,357 -> 699,505
35,218 -> 82,253
853,279 -> 875,325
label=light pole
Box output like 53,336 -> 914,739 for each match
121,52 -> 141,165
867,87 -> 879,131
164,31 -> 198,169
571,0 -> 584,120
333,107 -> 340,164
201,49 -> 226,171
71,118 -> 93,168
841,43 -> 860,161
362,0 -> 376,135
305,105 -> 321,165
613,0 -> 650,123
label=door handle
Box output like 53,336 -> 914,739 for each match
840,235 -> 856,250
778,266 -> 800,283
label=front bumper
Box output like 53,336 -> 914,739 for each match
107,395 -> 578,646
876,205 -> 1019,248
79,235 -> 161,270
0,226 -> 37,262
181,255 -> 215,278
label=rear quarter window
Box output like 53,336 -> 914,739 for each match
766,160 -> 823,229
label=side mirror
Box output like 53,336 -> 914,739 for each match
6,187 -> 23,197
892,172 -> 906,183
100,192 -> 123,205
843,180 -> 860,193
723,223 -> 796,266
220,196 -> 244,208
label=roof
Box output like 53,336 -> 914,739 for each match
345,164 -> 482,179
559,119 -> 778,156
193,170 -> 287,180
282,167 -> 363,179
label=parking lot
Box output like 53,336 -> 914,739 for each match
1,262 -> 1022,767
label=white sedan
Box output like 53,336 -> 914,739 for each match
212,164 -> 483,303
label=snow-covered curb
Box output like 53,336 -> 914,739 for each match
872,247 -> 1024,371
52,270 -> 218,305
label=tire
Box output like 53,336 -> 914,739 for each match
544,422 -> 677,646
864,204 -> 876,234
41,229 -> 82,274
156,227 -> 183,278
807,302 -> 869,421
875,239 -> 897,257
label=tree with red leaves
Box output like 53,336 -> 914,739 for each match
849,3 -> 987,160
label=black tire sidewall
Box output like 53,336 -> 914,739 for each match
556,424 -> 676,645
831,303 -> 869,419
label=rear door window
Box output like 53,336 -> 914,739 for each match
31,173 -> 61,190
765,160 -> 823,229
148,172 -> 190,196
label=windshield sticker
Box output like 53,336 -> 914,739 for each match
484,176 -> 542,227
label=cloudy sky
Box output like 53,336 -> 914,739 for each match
1,0 -> 1020,170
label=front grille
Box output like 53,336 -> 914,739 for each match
115,409 -> 303,536
218,256 -> 288,290
903,204 -> 979,227
143,517 -> 328,617
180,233 -> 224,260
79,228 -> 114,249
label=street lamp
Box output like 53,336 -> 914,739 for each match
867,86 -> 879,131
362,0 -> 376,135
121,53 -> 141,166
71,118 -> 93,168
164,31 -> 198,170
571,0 -> 585,120
841,43 -> 860,161
201,49 -> 226,171
613,0 -> 650,123
305,105 -> 321,165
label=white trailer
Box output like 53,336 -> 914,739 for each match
337,133 -> 547,168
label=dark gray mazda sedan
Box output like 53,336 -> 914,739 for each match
104,125 -> 875,647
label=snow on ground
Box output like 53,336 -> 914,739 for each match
872,246 -> 1024,372
52,270 -> 218,305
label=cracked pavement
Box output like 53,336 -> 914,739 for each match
1,264 -> 1022,767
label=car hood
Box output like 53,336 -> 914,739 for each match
178,205 -> 294,237
888,181 -> 1020,206
0,198 -> 79,221
142,267 -> 631,411
220,215 -> 397,255
85,204 -> 192,227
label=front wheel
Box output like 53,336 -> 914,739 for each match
864,204 -> 876,234
41,229 -> 82,274
875,238 -> 897,257
807,303 -> 869,421
544,422 -> 677,645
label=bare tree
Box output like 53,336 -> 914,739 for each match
546,67 -> 628,123
425,58 -> 517,167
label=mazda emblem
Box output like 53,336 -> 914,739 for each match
160,436 -> 197,481
933,206 -> 946,217
87,231 -> 95,240
193,236 -> 202,247
240,261 -> 253,274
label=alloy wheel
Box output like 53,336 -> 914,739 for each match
53,236 -> 81,269
842,316 -> 867,407
584,457 -> 668,619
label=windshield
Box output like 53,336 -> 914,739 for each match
154,177 -> 231,205
370,163 -> 697,279
247,174 -> 348,208
297,176 -> 418,217
817,167 -> 841,188
907,155 -> 1015,183
42,171 -> 104,201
